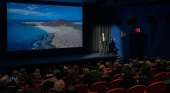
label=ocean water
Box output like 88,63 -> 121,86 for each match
7,19 -> 49,51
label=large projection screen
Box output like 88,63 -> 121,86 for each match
7,2 -> 82,51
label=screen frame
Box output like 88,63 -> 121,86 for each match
2,0 -> 86,60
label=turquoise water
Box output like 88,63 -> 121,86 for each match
7,20 -> 48,51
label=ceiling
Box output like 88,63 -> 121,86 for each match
38,0 -> 169,7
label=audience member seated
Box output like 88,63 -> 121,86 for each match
78,68 -> 84,75
98,65 -> 107,76
65,85 -> 78,93
53,67 -> 60,76
0,75 -> 18,93
131,60 -> 138,68
42,66 -> 53,77
83,65 -> 102,87
34,69 -> 41,78
49,79 -> 65,93
138,64 -> 154,86
109,61 -> 122,77
159,60 -> 168,72
109,61 -> 113,68
119,66 -> 137,90
96,62 -> 101,70
41,80 -> 54,92
143,56 -> 149,64
67,69 -> 79,85
8,76 -> 19,90
152,58 -> 162,72
56,67 -> 69,79
23,74 -> 41,89
73,65 -> 81,80
17,68 -> 27,81
150,57 -> 156,65
11,70 -> 19,79
105,62 -> 111,68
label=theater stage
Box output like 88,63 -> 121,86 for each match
0,53 -> 118,67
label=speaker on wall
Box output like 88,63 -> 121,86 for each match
127,18 -> 136,25
147,16 -> 155,23
166,13 -> 170,22
115,18 -> 122,25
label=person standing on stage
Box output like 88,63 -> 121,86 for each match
100,33 -> 106,55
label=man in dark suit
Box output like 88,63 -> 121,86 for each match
83,65 -> 102,87
100,33 -> 107,55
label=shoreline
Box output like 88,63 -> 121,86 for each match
25,23 -> 83,49
32,33 -> 56,50
35,25 -> 82,48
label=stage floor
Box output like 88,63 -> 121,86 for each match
0,53 -> 117,67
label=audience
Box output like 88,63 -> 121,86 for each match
42,66 -> 53,77
17,68 -> 27,81
109,61 -> 122,77
53,67 -> 60,76
42,81 -> 54,93
83,65 -> 102,87
23,74 -> 41,89
12,70 -> 19,78
56,67 -> 69,79
0,56 -> 169,93
119,66 -> 137,90
0,75 -> 10,93
98,65 -> 107,76
34,69 -> 41,78
67,69 -> 79,85
150,57 -> 155,64
65,85 -> 78,93
138,64 -> 154,86
51,80 -> 65,93
105,62 -> 110,68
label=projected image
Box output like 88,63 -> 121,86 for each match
7,2 -> 82,51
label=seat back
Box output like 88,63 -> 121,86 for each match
101,76 -> 111,81
145,82 -> 164,93
21,78 -> 26,83
62,77 -> 66,82
89,82 -> 107,92
105,88 -> 124,93
34,80 -> 42,84
154,72 -> 167,82
151,68 -> 158,74
108,79 -> 121,89
8,86 -> 17,90
111,74 -> 122,80
43,75 -> 55,80
75,84 -> 88,93
18,81 -> 25,88
126,85 -> 146,93
166,72 -> 170,79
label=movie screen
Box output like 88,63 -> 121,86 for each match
7,2 -> 82,51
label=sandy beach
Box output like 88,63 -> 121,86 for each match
36,25 -> 82,48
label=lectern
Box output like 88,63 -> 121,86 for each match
102,41 -> 108,56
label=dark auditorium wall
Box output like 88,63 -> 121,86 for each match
111,3 -> 170,60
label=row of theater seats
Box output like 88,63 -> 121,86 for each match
7,71 -> 170,93
44,72 -> 170,93
45,81 -> 168,93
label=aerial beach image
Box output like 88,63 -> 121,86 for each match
7,2 -> 82,51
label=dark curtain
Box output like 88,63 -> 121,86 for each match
91,25 -> 110,52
